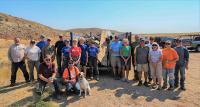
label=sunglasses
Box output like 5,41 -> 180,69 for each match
165,43 -> 171,45
45,59 -> 51,62
152,45 -> 157,47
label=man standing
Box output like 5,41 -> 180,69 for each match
145,37 -> 155,83
110,36 -> 122,80
78,37 -> 88,77
36,34 -> 46,63
134,39 -> 149,86
55,35 -> 65,74
174,39 -> 189,90
131,35 -> 140,81
87,41 -> 99,80
8,37 -> 30,86
42,38 -> 56,62
162,40 -> 179,90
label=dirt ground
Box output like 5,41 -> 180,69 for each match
0,52 -> 199,107
0,39 -> 200,107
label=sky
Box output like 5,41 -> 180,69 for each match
0,0 -> 200,33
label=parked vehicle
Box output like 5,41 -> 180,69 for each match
183,35 -> 200,52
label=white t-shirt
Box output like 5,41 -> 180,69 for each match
25,46 -> 41,61
149,49 -> 162,63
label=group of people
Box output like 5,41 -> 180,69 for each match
8,35 -> 99,98
7,34 -> 189,99
108,35 -> 189,91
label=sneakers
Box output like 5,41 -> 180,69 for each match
167,86 -> 174,91
157,85 -> 162,90
180,87 -> 186,91
138,81 -> 143,86
26,80 -> 30,83
174,84 -> 179,88
96,77 -> 100,81
143,82 -> 149,87
10,83 -> 15,87
162,85 -> 167,89
90,76 -> 94,80
151,83 -> 157,89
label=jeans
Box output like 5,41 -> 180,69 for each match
163,68 -> 175,87
11,61 -> 29,84
27,60 -> 40,81
175,64 -> 186,88
88,56 -> 99,77
56,55 -> 62,75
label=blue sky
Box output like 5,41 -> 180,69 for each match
0,0 -> 199,33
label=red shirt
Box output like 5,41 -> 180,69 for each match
69,46 -> 81,57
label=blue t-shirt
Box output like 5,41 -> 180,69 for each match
79,44 -> 88,62
87,46 -> 99,57
109,41 -> 122,56
36,40 -> 47,50
62,46 -> 71,58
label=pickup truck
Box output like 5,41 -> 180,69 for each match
183,35 -> 200,52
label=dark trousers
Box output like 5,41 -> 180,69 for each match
38,79 -> 59,95
56,54 -> 62,75
61,58 -> 69,77
175,64 -> 186,88
11,61 -> 29,84
88,56 -> 99,77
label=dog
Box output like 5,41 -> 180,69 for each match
78,72 -> 91,97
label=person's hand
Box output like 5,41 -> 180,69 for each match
134,60 -> 137,66
186,64 -> 189,70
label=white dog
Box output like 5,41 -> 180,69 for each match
79,72 -> 91,97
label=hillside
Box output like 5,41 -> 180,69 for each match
0,13 -> 63,39
0,13 -> 120,40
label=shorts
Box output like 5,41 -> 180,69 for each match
150,62 -> 162,79
137,64 -> 148,72
120,56 -> 131,70
111,56 -> 121,68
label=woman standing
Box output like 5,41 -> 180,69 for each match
25,40 -> 41,82
149,42 -> 163,90
120,38 -> 131,83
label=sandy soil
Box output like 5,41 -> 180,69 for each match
0,52 -> 200,107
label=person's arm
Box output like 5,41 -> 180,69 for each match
184,48 -> 189,70
134,46 -> 138,65
38,48 -> 41,61
8,46 -> 13,62
171,50 -> 179,62
52,64 -> 57,81
39,74 -> 49,83
42,46 -> 45,60
127,46 -> 132,60
86,51 -> 88,65
120,47 -> 125,61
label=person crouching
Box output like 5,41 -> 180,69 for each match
37,55 -> 60,99
62,60 -> 80,95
